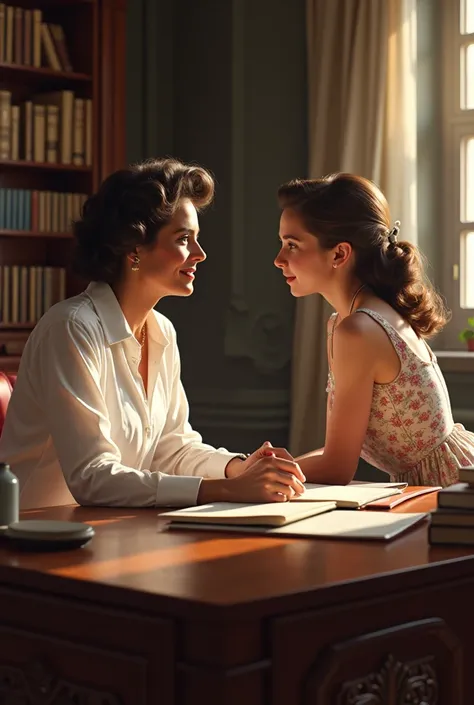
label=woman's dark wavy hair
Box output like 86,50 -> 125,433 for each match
277,173 -> 450,338
72,157 -> 215,283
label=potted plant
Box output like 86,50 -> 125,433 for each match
459,317 -> 474,351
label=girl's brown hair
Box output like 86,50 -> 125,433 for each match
277,173 -> 449,338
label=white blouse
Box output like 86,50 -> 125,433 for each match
0,282 -> 238,510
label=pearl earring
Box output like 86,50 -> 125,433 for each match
332,264 -> 337,269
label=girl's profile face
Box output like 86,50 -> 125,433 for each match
274,208 -> 334,297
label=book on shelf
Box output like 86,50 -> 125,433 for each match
40,21 -> 60,71
0,5 -> 73,72
33,102 -> 44,162
32,90 -> 74,164
0,264 -> 66,325
0,90 -> 9,159
49,24 -> 72,72
10,103 -> 19,159
1,5 -> 41,66
0,5 -> 3,62
0,90 -> 92,166
161,501 -> 337,528
165,508 -> 429,542
0,187 -> 87,233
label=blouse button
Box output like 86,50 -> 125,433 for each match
145,426 -> 151,436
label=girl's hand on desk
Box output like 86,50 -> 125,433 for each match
225,441 -> 296,478
229,455 -> 306,502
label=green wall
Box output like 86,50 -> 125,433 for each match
126,0 -> 307,452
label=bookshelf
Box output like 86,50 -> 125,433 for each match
0,0 -> 126,371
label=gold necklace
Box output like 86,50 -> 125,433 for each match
139,323 -> 146,347
349,283 -> 366,315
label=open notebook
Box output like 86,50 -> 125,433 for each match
165,509 -> 429,542
349,481 -> 408,489
293,484 -> 402,508
160,500 -> 336,527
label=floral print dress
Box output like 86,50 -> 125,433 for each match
326,308 -> 474,487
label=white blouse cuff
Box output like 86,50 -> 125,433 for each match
205,451 -> 243,479
156,474 -> 203,507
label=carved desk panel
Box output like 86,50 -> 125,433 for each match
0,497 -> 473,705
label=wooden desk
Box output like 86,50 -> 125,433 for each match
0,492 -> 473,704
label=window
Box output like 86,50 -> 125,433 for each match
442,0 -> 474,348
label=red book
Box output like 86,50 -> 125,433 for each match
365,486 -> 441,510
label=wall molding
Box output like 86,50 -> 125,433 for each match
224,306 -> 293,373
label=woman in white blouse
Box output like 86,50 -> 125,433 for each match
0,158 -> 305,509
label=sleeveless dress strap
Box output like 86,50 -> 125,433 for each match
354,307 -> 434,364
354,308 -> 401,344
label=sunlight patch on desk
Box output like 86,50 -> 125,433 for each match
84,516 -> 138,526
47,536 -> 291,581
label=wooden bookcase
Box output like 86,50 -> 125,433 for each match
0,0 -> 126,372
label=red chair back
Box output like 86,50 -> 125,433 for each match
0,372 -> 16,435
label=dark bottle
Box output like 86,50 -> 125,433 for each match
0,463 -> 19,528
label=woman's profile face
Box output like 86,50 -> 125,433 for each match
274,208 -> 334,297
135,198 -> 207,298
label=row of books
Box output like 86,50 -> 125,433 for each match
0,5 -> 72,71
0,90 -> 92,165
0,188 -> 87,233
429,466 -> 474,545
1,264 -> 66,325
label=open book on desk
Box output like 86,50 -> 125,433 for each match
166,509 -> 429,542
349,480 -> 408,489
293,484 -> 402,508
160,500 -> 336,528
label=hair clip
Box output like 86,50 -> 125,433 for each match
387,220 -> 401,244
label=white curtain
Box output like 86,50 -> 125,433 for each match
289,0 -> 417,456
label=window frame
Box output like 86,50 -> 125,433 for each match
441,0 -> 474,350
